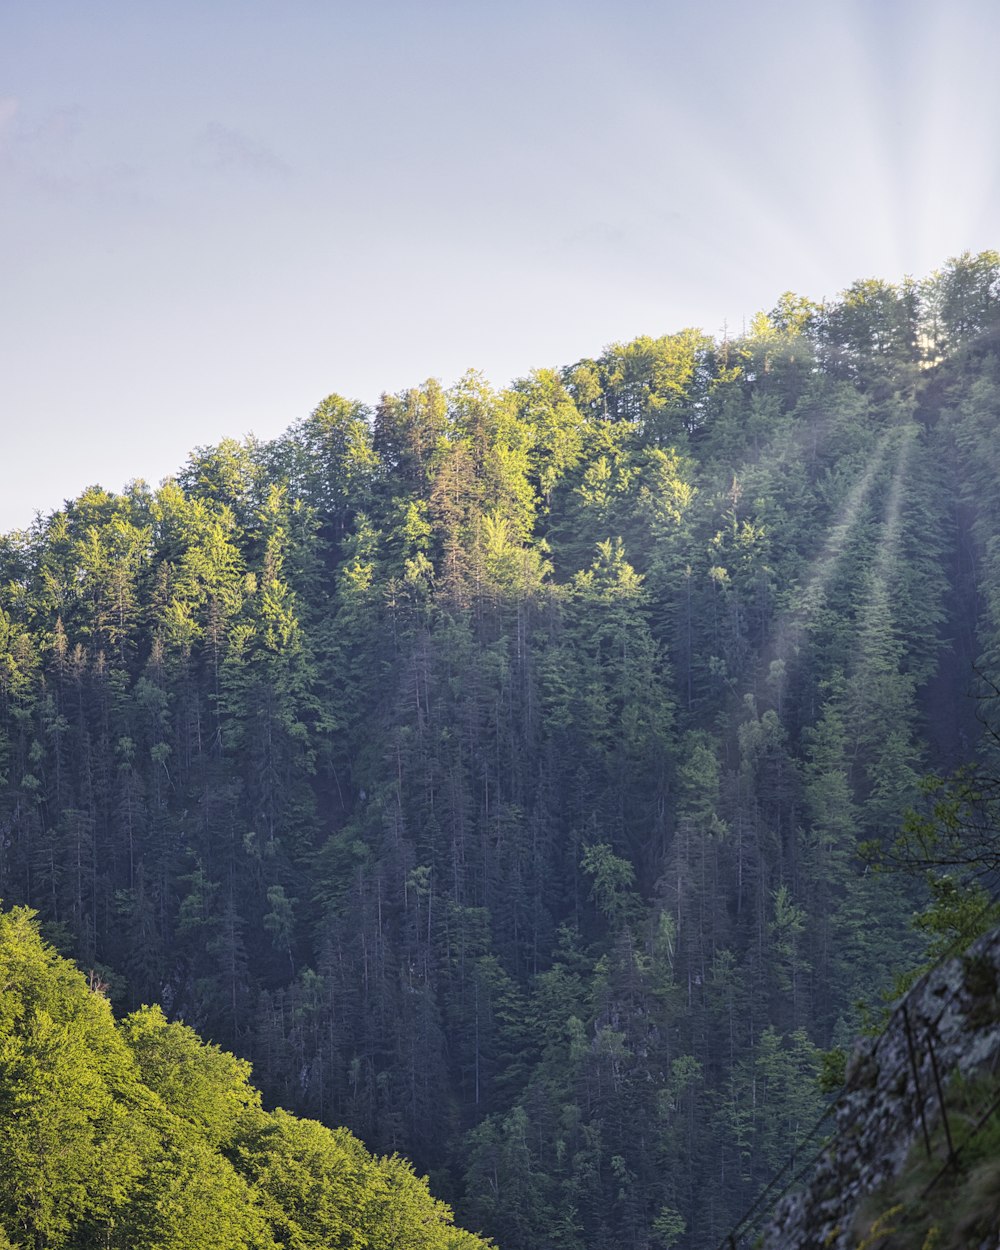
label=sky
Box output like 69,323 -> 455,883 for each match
2,0 -> 999,531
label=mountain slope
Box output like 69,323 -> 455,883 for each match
2,252 -> 1000,1247
0,904 -> 491,1249
764,925 -> 1000,1250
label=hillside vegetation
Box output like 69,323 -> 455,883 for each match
2,252 -> 1000,1247
0,905 -> 491,1248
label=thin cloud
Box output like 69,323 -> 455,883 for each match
195,122 -> 291,178
0,102 -> 142,203
0,97 -> 18,133
0,98 -> 19,164
26,105 -> 86,152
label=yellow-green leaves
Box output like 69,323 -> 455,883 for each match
0,906 -> 491,1250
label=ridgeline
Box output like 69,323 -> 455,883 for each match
3,252 -> 1000,1248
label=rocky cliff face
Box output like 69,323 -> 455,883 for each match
762,927 -> 1000,1250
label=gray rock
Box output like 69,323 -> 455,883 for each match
760,927 -> 1000,1250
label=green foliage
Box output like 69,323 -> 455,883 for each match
853,1069 -> 1000,1250
121,1004 -> 260,1148
1,251 -> 999,1248
817,1046 -> 847,1094
0,906 -> 492,1249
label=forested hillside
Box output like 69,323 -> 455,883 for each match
2,251 -> 1000,1248
0,905 -> 491,1248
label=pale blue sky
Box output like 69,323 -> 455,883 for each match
2,0 -> 998,530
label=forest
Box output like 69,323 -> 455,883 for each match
2,250 -> 1000,1248
0,904 -> 490,1248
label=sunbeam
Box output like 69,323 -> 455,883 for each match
762,427 -> 898,697
869,423 -> 915,584
848,422 -> 917,683
788,431 -> 895,628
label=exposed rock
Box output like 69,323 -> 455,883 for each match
761,927 -> 1000,1250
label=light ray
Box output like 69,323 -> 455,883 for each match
851,423 -> 916,662
870,424 -> 914,583
768,428 -> 897,676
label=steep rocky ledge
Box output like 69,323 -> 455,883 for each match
762,927 -> 1000,1250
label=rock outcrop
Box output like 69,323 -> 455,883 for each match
762,927 -> 1000,1250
